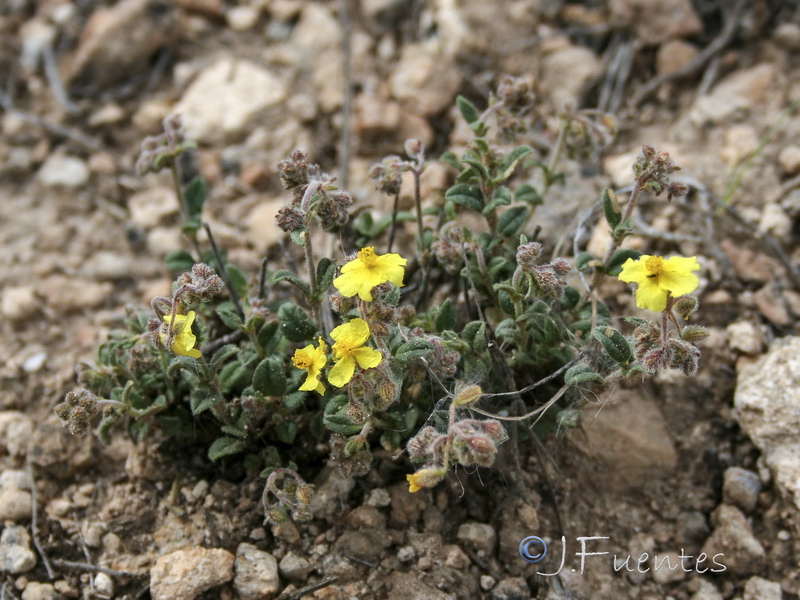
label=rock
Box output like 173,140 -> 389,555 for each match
226,5 -> 260,31
40,275 -> 112,313
93,572 -> 114,597
490,577 -> 531,600
650,552 -> 687,584
2,286 -> 39,321
0,469 -> 32,490
365,488 -> 391,507
719,238 -> 776,283
691,64 -> 775,125
722,467 -> 761,512
735,337 -> 800,522
443,544 -> 470,569
609,0 -> 702,45
0,488 -> 33,521
656,39 -> 699,77
778,145 -> 800,176
128,187 -> 180,228
88,103 -> 126,127
702,504 -> 764,574
481,575 -> 496,591
743,576 -> 782,600
83,251 -> 134,280
758,202 -> 792,240
22,351 -> 47,373
390,40 -> 461,117
289,3 -> 342,112
308,466 -> 356,522
572,389 -> 677,490
691,579 -> 724,600
278,551 -> 313,582
21,583 -> 62,600
0,525 -> 37,574
677,511 -> 710,545
773,23 -> 800,51
0,412 -> 35,457
245,199 -> 285,251
720,124 -> 759,167
346,505 -> 385,530
64,0 -> 175,91
37,153 -> 90,189
541,45 -> 601,108
234,543 -> 280,600
726,321 -> 762,355
385,571 -> 452,600
19,18 -> 56,73
175,57 -> 288,144
456,522 -> 497,556
334,530 -> 388,562
150,547 -> 235,600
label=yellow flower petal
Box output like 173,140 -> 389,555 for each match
163,311 -> 202,358
333,247 -> 407,302
635,280 -> 669,312
618,255 -> 650,284
328,356 -> 356,388
353,346 -> 382,370
293,337 -> 328,394
659,256 -> 700,297
618,254 -> 699,312
330,318 -> 370,348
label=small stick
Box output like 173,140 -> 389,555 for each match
26,465 -> 55,579
278,577 -> 338,600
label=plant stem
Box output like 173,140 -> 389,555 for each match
304,231 -> 321,331
203,223 -> 245,318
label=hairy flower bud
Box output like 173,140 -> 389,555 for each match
276,205 -> 307,232
454,383 -> 482,407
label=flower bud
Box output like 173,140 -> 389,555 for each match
454,383 -> 482,407
673,296 -> 699,320
406,467 -> 447,493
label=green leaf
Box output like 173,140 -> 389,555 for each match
290,228 -> 307,247
219,361 -> 251,393
445,184 -> 484,212
515,183 -> 542,205
316,257 -> 337,293
462,321 -> 487,354
271,270 -> 311,296
165,250 -> 196,273
501,145 -> 534,179
462,154 -> 491,182
257,320 -> 282,354
221,424 -> 248,439
564,363 -> 604,385
592,326 -> 633,365
190,389 -> 219,415
394,338 -> 435,364
601,187 -> 622,229
208,436 -> 248,461
482,185 -> 513,215
183,176 -> 207,220
277,303 -> 317,342
606,249 -> 642,276
575,252 -> 599,272
495,318 -> 519,343
440,151 -> 462,171
498,206 -> 529,237
217,306 -> 243,330
275,421 -> 298,444
284,391 -> 306,410
456,95 -> 480,126
252,356 -> 287,397
226,264 -> 249,299
435,298 -> 457,332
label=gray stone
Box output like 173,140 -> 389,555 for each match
385,571 -> 452,600
541,45 -> 602,108
83,251 -> 134,280
490,577 -> 531,600
743,575 -> 782,600
723,467 -> 762,512
726,321 -> 762,354
758,203 -> 792,240
735,337 -> 800,518
609,0 -> 702,45
278,551 -> 313,582
390,40 -> 461,117
0,525 -> 37,574
127,187 -> 179,228
0,412 -> 35,456
0,488 -> 33,521
150,547 -> 234,600
21,583 -> 63,600
308,467 -> 355,521
234,543 -> 280,600
650,551 -> 687,584
93,572 -> 114,597
0,469 -> 33,490
691,579 -> 723,600
778,145 -> 800,176
37,153 -> 89,189
702,504 -> 764,574
175,57 -> 288,144
691,64 -> 775,126
456,522 -> 497,556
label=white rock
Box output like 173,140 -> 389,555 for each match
2,286 -> 39,321
778,145 -> 800,176
390,40 -> 462,117
456,522 -> 496,556
656,39 -> 699,77
691,579 -> 724,600
735,337 -> 800,519
0,488 -> 33,521
0,469 -> 32,490
37,153 -> 90,189
0,526 -> 37,574
609,0 -> 702,44
774,23 -> 800,51
21,583 -> 61,600
541,45 -> 601,108
726,321 -> 762,355
743,575 -> 782,600
650,552 -> 687,584
278,550 -> 312,582
83,251 -> 134,280
226,5 -> 260,31
702,504 -> 765,574
758,202 -> 792,240
235,543 -> 280,600
175,57 -> 288,144
245,199 -> 285,251
22,351 -> 47,373
150,547 -> 235,600
128,187 -> 180,228
691,64 -> 775,126
94,572 -> 115,597
40,276 -> 112,313
721,124 -> 759,167
0,412 -> 35,457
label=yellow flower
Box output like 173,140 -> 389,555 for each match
328,318 -> 382,387
292,337 -> 328,395
618,255 -> 699,312
406,467 -> 447,493
162,311 -> 202,358
333,247 -> 407,302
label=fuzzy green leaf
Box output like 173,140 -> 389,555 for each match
498,206 -> 529,237
592,326 -> 633,364
482,185 -> 513,215
394,338 -> 435,364
462,321 -> 487,354
575,252 -> 598,272
461,154 -> 491,181
257,320 -> 282,354
601,188 -> 622,229
275,421 -> 298,444
435,298 -> 457,332
515,183 -> 542,205
219,360 -> 251,393
252,356 -> 287,397
445,184 -> 484,212
501,145 -> 534,179
183,176 -> 207,220
271,270 -> 311,296
564,364 -> 604,385
217,306 -> 243,330
277,302 -> 317,342
208,436 -> 248,461
226,263 -> 249,299
440,151 -> 462,170
316,257 -> 337,293
190,389 -> 218,415
165,250 -> 196,273
456,95 -> 480,126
